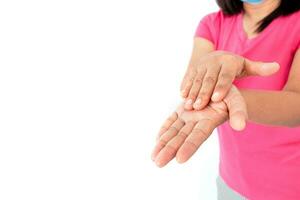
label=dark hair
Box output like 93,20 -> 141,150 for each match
216,0 -> 300,33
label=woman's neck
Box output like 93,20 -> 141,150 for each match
243,0 -> 280,21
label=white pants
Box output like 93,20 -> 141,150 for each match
216,176 -> 247,200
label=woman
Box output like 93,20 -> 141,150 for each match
151,0 -> 300,199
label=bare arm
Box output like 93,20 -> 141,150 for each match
181,37 -> 279,130
241,49 -> 300,127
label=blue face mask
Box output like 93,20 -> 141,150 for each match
240,0 -> 263,4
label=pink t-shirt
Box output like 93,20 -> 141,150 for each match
194,10 -> 300,199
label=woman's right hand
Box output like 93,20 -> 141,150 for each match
152,85 -> 247,168
181,50 -> 280,110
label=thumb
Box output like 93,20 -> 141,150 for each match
223,86 -> 248,131
243,58 -> 280,77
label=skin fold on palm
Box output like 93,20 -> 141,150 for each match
151,86 -> 247,168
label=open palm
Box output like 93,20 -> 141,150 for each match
151,86 -> 247,168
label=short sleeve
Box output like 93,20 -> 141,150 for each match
296,19 -> 300,50
193,11 -> 222,46
292,11 -> 300,51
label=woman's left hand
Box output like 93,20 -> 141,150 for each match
181,50 -> 280,110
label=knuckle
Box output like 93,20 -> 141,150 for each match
189,77 -> 195,82
194,127 -> 210,139
218,53 -> 229,62
193,127 -> 205,134
177,131 -> 188,139
194,78 -> 202,84
169,126 -> 179,132
166,118 -> 173,123
189,92 -> 198,99
230,100 -> 244,109
220,73 -> 233,80
201,131 -> 210,140
198,90 -> 211,98
198,91 -> 208,98
184,140 -> 198,150
165,144 -> 176,152
231,94 -> 242,102
204,76 -> 216,85
221,54 -> 235,62
160,126 -> 168,132
185,79 -> 194,86
232,110 -> 246,116
186,80 -> 193,86
215,83 -> 228,90
158,138 -> 168,146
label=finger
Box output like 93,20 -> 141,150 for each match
211,63 -> 236,102
176,119 -> 215,163
180,68 -> 193,94
194,67 -> 221,110
184,70 -> 206,110
180,69 -> 189,90
180,69 -> 197,98
156,112 -> 178,141
223,86 -> 248,131
243,58 -> 280,77
154,122 -> 195,168
152,119 -> 185,162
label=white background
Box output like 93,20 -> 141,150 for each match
0,1 -> 220,199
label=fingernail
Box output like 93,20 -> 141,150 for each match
262,62 -> 279,70
156,136 -> 162,143
271,62 -> 280,70
151,154 -> 156,161
262,63 -> 272,69
194,99 -> 201,108
176,156 -> 184,164
185,99 -> 193,106
231,118 -> 246,132
271,62 -> 280,67
212,92 -> 220,101
155,159 -> 163,167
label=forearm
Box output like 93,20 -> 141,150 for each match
240,89 -> 300,127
